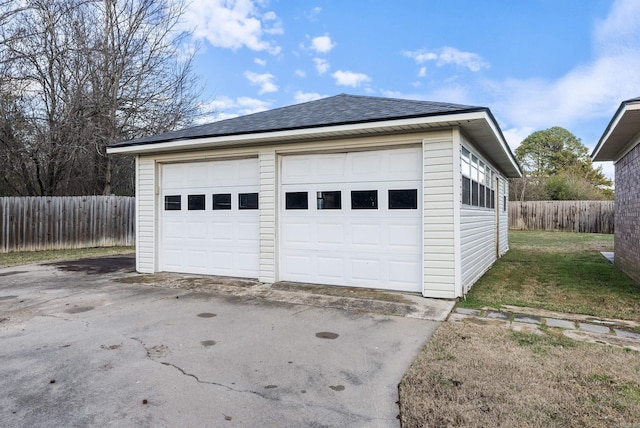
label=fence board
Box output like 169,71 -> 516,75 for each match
509,200 -> 614,233
0,196 -> 135,253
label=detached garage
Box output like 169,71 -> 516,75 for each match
107,94 -> 521,298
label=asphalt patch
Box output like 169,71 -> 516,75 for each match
45,255 -> 135,274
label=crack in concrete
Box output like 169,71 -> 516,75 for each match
154,359 -> 382,423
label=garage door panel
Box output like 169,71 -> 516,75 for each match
283,255 -> 312,277
351,259 -> 381,281
317,257 -> 344,280
280,148 -> 422,292
316,223 -> 344,245
351,224 -> 380,246
388,224 -> 421,248
160,158 -> 259,278
388,260 -> 421,283
283,223 -> 311,244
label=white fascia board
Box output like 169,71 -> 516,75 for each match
106,111 -> 489,155
484,114 -> 523,178
593,102 -> 640,161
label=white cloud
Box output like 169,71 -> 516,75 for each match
418,67 -> 427,77
254,58 -> 266,66
593,0 -> 640,55
313,58 -> 330,75
332,70 -> 371,87
502,127 -> 536,150
294,91 -> 327,103
182,0 -> 282,54
294,69 -> 306,77
404,47 -> 489,72
244,71 -> 278,94
311,35 -> 335,53
196,96 -> 272,123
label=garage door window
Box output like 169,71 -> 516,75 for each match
239,192 -> 259,210
188,194 -> 205,210
389,189 -> 417,209
164,195 -> 181,210
212,193 -> 231,210
351,190 -> 378,209
317,191 -> 341,210
286,192 -> 308,209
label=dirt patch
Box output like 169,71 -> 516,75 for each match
46,255 -> 135,275
399,319 -> 640,427
272,281 -> 411,303
116,273 -> 258,290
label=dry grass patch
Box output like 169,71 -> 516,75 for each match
0,247 -> 134,268
400,320 -> 640,428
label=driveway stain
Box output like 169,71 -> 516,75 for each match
45,256 -> 135,274
264,385 -> 278,389
0,271 -> 26,277
200,340 -> 217,347
315,332 -> 339,339
197,313 -> 217,318
101,344 -> 122,350
65,306 -> 94,314
0,295 -> 18,300
329,385 -> 345,391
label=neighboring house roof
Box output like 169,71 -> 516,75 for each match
592,97 -> 640,162
108,93 -> 522,177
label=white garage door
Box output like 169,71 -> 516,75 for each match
280,147 -> 422,292
160,158 -> 259,278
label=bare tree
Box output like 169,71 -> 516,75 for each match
0,0 -> 200,196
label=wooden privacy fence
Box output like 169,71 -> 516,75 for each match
0,196 -> 135,253
509,200 -> 614,234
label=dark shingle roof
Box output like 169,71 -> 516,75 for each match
111,93 -> 484,147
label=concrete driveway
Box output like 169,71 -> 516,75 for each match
0,256 -> 450,427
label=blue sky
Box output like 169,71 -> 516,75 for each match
180,0 -> 640,179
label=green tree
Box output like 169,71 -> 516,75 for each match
511,127 -> 612,201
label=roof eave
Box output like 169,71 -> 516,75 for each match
592,100 -> 640,161
107,110 -> 522,178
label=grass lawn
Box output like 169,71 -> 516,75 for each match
459,230 -> 640,322
400,230 -> 640,427
0,246 -> 134,268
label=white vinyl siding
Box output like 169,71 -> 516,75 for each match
259,150 -> 277,283
422,135 -> 456,298
499,177 -> 509,254
459,134 -> 506,293
460,209 -> 496,290
136,156 -> 156,273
